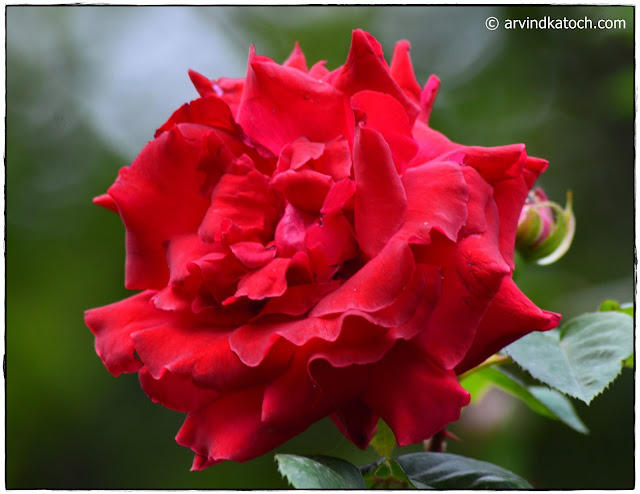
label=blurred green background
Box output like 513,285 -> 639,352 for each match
7,5 -> 634,489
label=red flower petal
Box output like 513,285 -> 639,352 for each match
276,137 -> 325,173
274,203 -> 317,258
312,137 -> 352,180
230,241 -> 276,269
92,193 -> 118,213
455,278 -> 561,374
390,40 -> 422,103
198,164 -> 281,244
271,168 -> 334,212
304,213 -> 357,280
447,144 -> 527,184
229,315 -> 342,367
259,281 -> 340,317
408,120 -> 461,168
175,386 -> 301,468
84,291 -> 159,376
212,77 -> 245,117
353,126 -> 407,259
458,165 -> 495,238
412,227 -> 510,370
308,315 -> 396,368
261,350 -> 368,429
419,75 -> 440,123
321,178 -> 356,216
154,96 -> 236,137
331,29 -> 420,126
400,160 -> 468,243
311,239 -> 414,317
131,324 -> 290,392
107,124 -> 216,289
138,366 -> 218,413
309,60 -> 330,80
351,90 -> 418,171
236,46 -> 353,156
364,342 -> 470,447
233,257 -> 290,301
330,401 -> 379,449
188,69 -> 216,98
283,41 -> 308,72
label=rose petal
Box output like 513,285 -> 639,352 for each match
107,124 -> 214,289
390,40 -> 422,103
188,69 -> 216,98
408,119 -> 461,168
274,203 -> 317,258
154,96 -> 236,137
400,160 -> 468,243
312,137 -> 352,180
330,401 -> 379,449
271,168 -> 334,212
237,45 -> 353,156
198,164 -> 281,243
447,144 -> 527,184
261,350 -> 368,428
419,75 -> 440,123
259,281 -> 340,317
212,77 -> 245,117
283,41 -> 308,72
138,366 -> 218,413
229,315 -> 342,367
84,291 -> 159,376
131,324 -> 290,391
230,241 -> 276,269
353,126 -> 407,258
93,193 -> 118,213
331,29 -> 420,125
411,204 -> 510,370
455,278 -> 562,374
311,239 -> 414,317
351,90 -> 418,171
176,386 -> 301,468
233,257 -> 291,300
321,178 -> 356,216
458,166 -> 494,238
304,213 -> 357,280
276,137 -> 325,173
364,342 -> 470,447
309,60 -> 330,80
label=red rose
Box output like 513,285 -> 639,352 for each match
85,29 -> 560,470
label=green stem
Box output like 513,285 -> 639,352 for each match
458,354 -> 512,382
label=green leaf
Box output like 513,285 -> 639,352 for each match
370,419 -> 396,459
397,452 -> 533,489
623,354 -> 634,368
464,366 -> 587,433
275,454 -> 367,489
528,386 -> 588,434
504,312 -> 633,404
599,299 -> 634,317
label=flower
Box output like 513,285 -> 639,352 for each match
85,29 -> 560,470
516,188 -> 575,265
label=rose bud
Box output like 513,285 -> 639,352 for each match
516,188 -> 575,265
